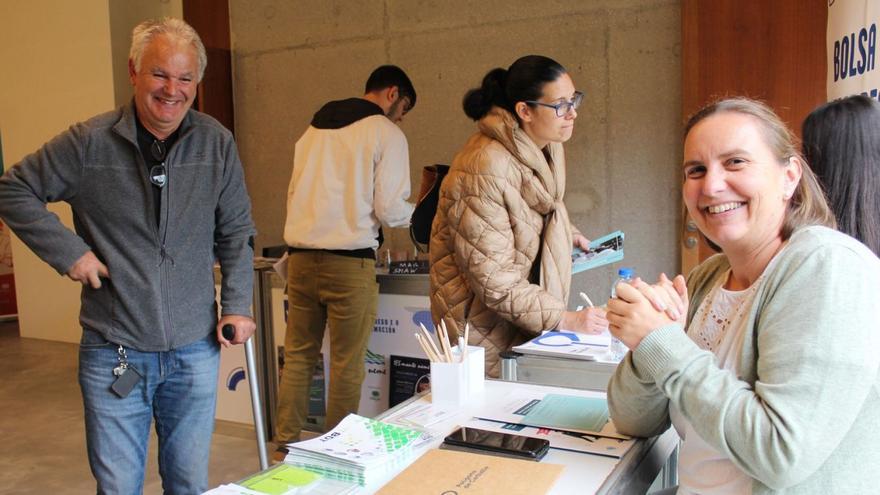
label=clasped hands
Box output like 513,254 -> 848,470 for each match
606,273 -> 689,351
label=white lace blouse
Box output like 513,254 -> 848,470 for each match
670,271 -> 761,495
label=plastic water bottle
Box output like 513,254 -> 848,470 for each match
609,267 -> 634,361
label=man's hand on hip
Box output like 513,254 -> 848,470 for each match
67,251 -> 110,289
217,314 -> 257,348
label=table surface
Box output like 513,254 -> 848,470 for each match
357,379 -> 674,494
225,378 -> 676,494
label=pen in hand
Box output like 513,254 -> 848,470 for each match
579,292 -> 594,307
578,291 -> 609,334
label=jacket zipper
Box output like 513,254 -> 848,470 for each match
159,131 -> 188,348
158,149 -> 173,349
132,139 -> 172,349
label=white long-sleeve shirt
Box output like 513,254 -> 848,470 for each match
284,103 -> 414,251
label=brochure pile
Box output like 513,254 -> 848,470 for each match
284,414 -> 431,486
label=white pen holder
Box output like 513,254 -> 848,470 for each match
430,346 -> 485,406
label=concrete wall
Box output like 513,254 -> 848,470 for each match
230,0 -> 682,303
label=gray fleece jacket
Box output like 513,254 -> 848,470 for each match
0,102 -> 255,351
607,226 -> 880,493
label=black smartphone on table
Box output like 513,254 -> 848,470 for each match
441,426 -> 550,461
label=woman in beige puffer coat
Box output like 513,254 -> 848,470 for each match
429,55 -> 608,377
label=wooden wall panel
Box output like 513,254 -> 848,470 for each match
681,0 -> 827,269
183,0 -> 235,133
682,0 -> 827,128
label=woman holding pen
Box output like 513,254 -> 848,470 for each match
429,55 -> 607,378
606,98 -> 880,493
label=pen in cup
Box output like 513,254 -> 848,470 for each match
418,323 -> 443,361
415,334 -> 440,362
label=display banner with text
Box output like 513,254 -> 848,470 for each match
828,0 -> 880,100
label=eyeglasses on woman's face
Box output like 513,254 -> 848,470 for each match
525,91 -> 584,117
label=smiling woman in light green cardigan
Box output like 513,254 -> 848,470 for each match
606,98 -> 880,494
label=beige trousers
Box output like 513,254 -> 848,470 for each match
274,251 -> 378,443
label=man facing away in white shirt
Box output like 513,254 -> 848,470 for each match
275,65 -> 417,455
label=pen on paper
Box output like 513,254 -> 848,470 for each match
579,292 -> 594,307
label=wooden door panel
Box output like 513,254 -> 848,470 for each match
680,0 -> 827,274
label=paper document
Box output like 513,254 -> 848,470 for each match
572,230 -> 624,274
376,448 -> 564,495
238,464 -> 320,494
285,414 -> 432,486
512,330 -> 610,361
522,394 -> 609,432
202,485 -> 263,495
474,391 -> 630,440
288,414 -> 425,468
462,418 -> 635,458
207,480 -> 358,495
272,253 -> 288,281
383,401 -> 458,428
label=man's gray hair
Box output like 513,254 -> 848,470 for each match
130,17 -> 207,82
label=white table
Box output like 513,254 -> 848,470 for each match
364,379 -> 677,494
221,379 -> 677,494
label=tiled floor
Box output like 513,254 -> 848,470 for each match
0,320 -> 264,494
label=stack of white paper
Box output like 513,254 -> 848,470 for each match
382,402 -> 457,429
512,330 -> 610,361
473,390 -> 631,441
284,414 -> 431,486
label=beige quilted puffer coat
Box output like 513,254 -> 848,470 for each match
429,107 -> 578,377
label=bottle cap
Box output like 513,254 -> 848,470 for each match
618,267 -> 634,278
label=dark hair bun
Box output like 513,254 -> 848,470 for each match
462,68 -> 507,120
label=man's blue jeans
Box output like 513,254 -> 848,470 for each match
78,329 -> 220,495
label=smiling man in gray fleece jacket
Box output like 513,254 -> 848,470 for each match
0,18 -> 255,495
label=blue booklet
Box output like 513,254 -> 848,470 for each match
572,230 -> 624,274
